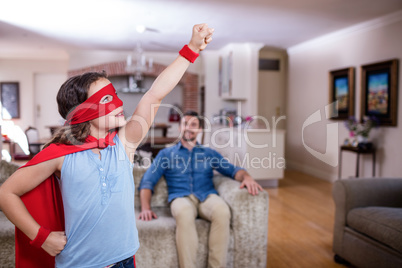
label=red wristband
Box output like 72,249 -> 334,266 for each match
179,45 -> 199,63
30,226 -> 51,248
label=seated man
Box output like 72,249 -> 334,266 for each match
138,110 -> 263,268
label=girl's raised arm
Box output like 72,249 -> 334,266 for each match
119,23 -> 214,157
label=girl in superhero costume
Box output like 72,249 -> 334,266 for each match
0,23 -> 214,268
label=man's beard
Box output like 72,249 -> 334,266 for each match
182,131 -> 197,142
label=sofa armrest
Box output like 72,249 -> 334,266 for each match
333,178 -> 402,212
332,178 -> 402,255
213,175 -> 269,268
0,160 -> 20,184
133,167 -> 169,208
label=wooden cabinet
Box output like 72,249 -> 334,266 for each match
205,126 -> 285,187
219,44 -> 260,100
219,51 -> 247,100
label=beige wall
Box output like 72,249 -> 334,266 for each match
0,59 -> 68,138
286,18 -> 402,181
258,47 -> 287,130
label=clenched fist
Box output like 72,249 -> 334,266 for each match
42,231 -> 67,256
188,23 -> 214,53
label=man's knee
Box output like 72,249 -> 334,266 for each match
172,202 -> 197,224
211,202 -> 231,223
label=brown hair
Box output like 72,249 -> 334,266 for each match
183,110 -> 203,128
44,71 -> 108,147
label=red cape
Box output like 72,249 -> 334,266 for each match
14,132 -> 136,268
15,142 -> 96,268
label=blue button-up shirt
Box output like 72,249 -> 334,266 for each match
139,142 -> 244,202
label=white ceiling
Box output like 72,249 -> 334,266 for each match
1,0 -> 402,57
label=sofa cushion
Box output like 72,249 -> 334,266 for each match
347,206 -> 402,253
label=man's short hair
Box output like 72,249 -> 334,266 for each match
183,110 -> 203,128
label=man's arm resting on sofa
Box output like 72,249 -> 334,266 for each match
211,149 -> 262,195
234,169 -> 263,196
138,189 -> 158,221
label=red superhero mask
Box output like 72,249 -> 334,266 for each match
65,83 -> 123,125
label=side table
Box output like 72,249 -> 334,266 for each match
338,145 -> 376,179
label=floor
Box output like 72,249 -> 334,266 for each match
264,170 -> 346,268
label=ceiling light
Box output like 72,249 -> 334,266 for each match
136,25 -> 146,34
125,42 -> 154,93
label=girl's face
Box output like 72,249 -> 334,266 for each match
87,78 -> 126,135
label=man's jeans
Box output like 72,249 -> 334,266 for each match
170,194 -> 231,268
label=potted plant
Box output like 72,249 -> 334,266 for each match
344,116 -> 378,145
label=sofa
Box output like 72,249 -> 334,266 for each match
133,167 -> 269,268
332,178 -> 402,268
0,160 -> 20,267
0,161 -> 269,268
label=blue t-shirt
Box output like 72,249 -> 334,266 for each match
56,135 -> 139,268
139,142 -> 243,202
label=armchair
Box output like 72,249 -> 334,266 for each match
332,178 -> 402,268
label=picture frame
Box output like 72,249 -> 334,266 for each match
0,82 -> 20,119
361,59 -> 399,126
328,67 -> 355,120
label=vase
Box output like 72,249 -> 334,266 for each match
357,135 -> 368,144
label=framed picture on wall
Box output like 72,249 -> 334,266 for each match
361,59 -> 399,126
328,67 -> 355,120
0,82 -> 20,119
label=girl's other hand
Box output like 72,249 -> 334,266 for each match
42,231 -> 67,256
188,23 -> 214,53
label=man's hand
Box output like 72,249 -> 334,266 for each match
42,231 -> 67,256
139,189 -> 157,221
138,209 -> 158,221
188,23 -> 214,53
236,170 -> 264,196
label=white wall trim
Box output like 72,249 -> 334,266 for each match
286,160 -> 337,183
287,9 -> 402,55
